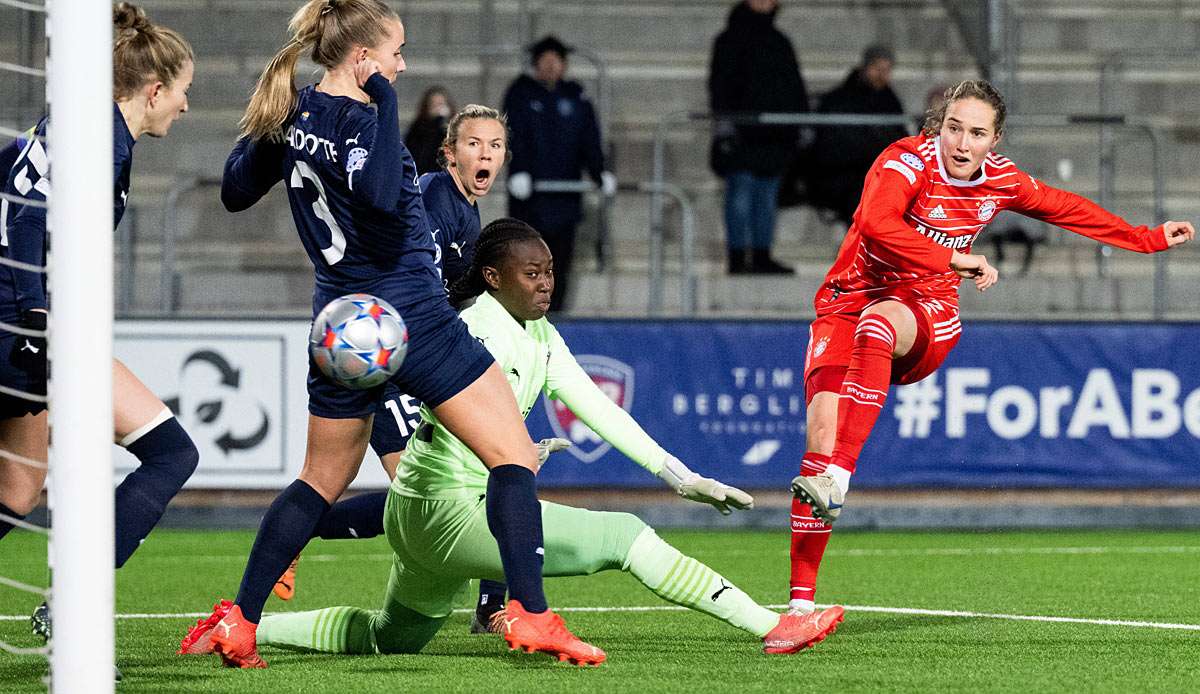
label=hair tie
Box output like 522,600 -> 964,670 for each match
320,0 -> 336,16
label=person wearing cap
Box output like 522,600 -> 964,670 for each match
807,44 -> 909,226
502,35 -> 615,313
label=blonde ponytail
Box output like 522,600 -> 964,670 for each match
240,0 -> 398,140
239,39 -> 307,140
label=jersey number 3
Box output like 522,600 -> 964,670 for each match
291,161 -> 346,265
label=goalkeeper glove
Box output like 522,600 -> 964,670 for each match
534,437 -> 571,470
657,455 -> 754,515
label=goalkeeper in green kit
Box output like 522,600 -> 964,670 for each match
180,219 -> 840,664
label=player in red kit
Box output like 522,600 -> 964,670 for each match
781,79 -> 1195,646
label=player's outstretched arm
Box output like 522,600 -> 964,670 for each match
657,456 -> 755,515
1013,174 -> 1190,254
949,251 -> 999,292
544,327 -> 751,513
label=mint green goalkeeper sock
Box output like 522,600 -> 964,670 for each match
257,606 -> 376,654
624,527 -> 779,637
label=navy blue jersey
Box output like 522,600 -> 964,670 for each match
0,104 -> 133,321
222,75 -> 443,313
419,169 -> 479,291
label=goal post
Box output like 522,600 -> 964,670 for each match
47,0 -> 115,690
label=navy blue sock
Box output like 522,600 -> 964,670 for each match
485,465 -> 547,613
312,491 -> 386,539
235,480 -> 329,623
476,579 -> 508,615
0,501 -> 26,541
115,417 -> 199,568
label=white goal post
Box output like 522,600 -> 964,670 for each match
47,0 -> 115,690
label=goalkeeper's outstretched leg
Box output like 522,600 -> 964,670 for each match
194,492 -> 841,659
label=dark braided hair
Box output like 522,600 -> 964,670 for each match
448,217 -> 545,309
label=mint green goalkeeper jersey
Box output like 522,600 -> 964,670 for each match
392,291 -> 670,499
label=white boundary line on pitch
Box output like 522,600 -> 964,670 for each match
1,604 -> 1197,631
18,545 -> 1193,563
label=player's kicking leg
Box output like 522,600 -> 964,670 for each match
787,300 -> 952,642
794,302 -> 920,523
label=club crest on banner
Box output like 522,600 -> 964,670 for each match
543,355 -> 634,462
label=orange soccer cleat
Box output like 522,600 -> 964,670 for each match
210,604 -> 267,669
490,599 -> 606,666
177,599 -> 233,655
273,555 -> 300,601
762,605 -> 845,654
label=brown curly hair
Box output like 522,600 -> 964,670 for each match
921,79 -> 1007,138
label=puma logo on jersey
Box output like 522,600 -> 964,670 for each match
19,340 -> 39,354
928,205 -> 947,220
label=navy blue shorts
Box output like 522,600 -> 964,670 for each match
0,333 -> 46,419
369,382 -> 423,456
307,294 -> 493,420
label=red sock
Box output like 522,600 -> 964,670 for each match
828,315 -> 896,474
789,452 -> 832,605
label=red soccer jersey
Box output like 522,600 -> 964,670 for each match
814,134 -> 1169,316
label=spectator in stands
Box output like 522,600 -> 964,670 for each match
503,35 -> 615,312
808,45 -> 908,226
708,0 -> 808,275
405,86 -> 455,174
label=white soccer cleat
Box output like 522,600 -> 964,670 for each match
791,473 -> 845,524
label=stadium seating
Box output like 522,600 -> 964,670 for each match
2,0 -> 1197,317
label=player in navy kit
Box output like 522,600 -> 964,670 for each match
274,105 -> 513,600
0,3 -> 198,653
195,0 -> 600,668
372,105 -> 511,477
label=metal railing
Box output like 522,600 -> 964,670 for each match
155,175 -> 625,314
650,111 -> 915,248
414,43 -> 611,139
159,176 -> 221,314
651,110 -> 1173,318
1005,114 -> 1168,316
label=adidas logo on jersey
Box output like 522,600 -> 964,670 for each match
929,205 -> 948,220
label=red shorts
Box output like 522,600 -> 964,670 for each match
803,298 -> 961,404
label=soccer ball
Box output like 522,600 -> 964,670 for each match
309,293 -> 408,390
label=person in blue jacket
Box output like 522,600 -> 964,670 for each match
502,35 -> 615,312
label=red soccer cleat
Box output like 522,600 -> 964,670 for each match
210,604 -> 267,669
273,555 -> 300,601
177,599 -> 233,655
762,605 -> 845,654
490,599 -> 606,666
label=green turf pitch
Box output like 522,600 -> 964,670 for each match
2,528 -> 1198,692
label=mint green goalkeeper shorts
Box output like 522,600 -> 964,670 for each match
381,488 -> 647,619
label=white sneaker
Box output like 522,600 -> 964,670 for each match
791,473 -> 845,524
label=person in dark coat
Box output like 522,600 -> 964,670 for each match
708,0 -> 809,275
808,45 -> 908,225
405,86 -> 455,175
503,35 -> 615,312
